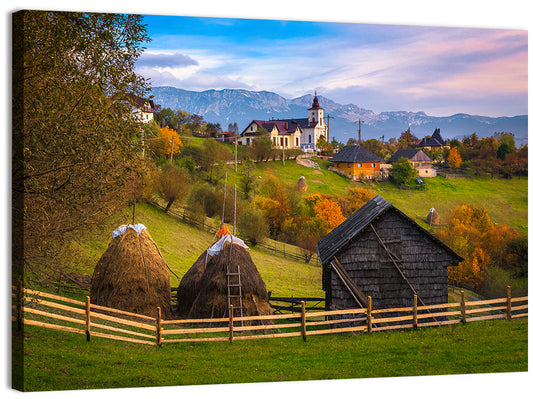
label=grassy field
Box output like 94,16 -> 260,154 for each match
13,318 -> 527,392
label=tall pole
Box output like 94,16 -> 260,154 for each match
326,115 -> 334,143
357,119 -> 364,145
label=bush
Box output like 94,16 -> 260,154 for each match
478,267 -> 528,299
238,206 -> 269,246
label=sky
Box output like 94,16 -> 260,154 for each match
137,13 -> 528,118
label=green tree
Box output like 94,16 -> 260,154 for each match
157,166 -> 191,212
389,157 -> 418,184
13,11 -> 150,282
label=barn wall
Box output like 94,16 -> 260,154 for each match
328,209 -> 456,311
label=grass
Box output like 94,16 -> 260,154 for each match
13,318 -> 527,392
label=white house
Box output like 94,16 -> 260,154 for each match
134,97 -> 156,123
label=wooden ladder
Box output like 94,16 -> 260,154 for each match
226,239 -> 244,326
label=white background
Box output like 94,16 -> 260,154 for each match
2,1 -> 531,398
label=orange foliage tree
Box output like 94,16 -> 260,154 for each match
314,196 -> 346,233
159,126 -> 183,158
437,204 -> 523,291
448,147 -> 462,168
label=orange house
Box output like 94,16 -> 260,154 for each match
330,145 -> 384,180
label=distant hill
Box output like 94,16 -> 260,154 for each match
150,86 -> 528,146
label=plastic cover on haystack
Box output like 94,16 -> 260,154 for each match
206,234 -> 249,256
112,223 -> 147,238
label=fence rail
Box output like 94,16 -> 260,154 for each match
13,284 -> 527,346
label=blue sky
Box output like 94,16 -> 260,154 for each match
135,14 -> 528,118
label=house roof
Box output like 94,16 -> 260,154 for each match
316,195 -> 463,266
419,128 -> 446,147
242,120 -> 301,136
388,148 -> 433,164
331,145 -> 384,164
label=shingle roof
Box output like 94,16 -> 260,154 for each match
388,148 -> 432,164
331,145 -> 384,163
316,195 -> 463,266
419,128 -> 446,147
243,120 -> 301,136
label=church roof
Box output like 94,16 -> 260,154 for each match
308,92 -> 322,110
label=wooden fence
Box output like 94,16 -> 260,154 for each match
13,285 -> 527,346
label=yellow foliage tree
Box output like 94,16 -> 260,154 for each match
159,126 -> 183,158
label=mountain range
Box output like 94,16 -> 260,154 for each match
150,86 -> 528,146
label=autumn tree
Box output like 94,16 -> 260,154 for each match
314,197 -> 346,232
13,11 -> 150,283
159,126 -> 183,159
447,147 -> 462,168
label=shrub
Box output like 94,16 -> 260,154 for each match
238,206 -> 269,246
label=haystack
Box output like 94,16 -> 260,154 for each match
426,207 -> 440,225
175,235 -> 273,322
297,176 -> 308,192
90,224 -> 172,319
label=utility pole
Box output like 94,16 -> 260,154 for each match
234,135 -> 238,172
357,119 -> 364,145
325,114 -> 334,143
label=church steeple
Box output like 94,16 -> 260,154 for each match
310,90 -> 321,110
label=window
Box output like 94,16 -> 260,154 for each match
358,163 -> 362,167
250,126 -> 254,131
347,163 -> 351,168
372,163 -> 376,167
308,134 -> 311,143
285,137 -> 288,147
296,138 -> 299,146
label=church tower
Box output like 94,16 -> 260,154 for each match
308,90 -> 324,127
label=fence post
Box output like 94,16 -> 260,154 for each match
85,296 -> 91,342
506,286 -> 512,321
156,307 -> 162,346
301,301 -> 307,342
413,294 -> 418,330
459,291 -> 466,325
367,296 -> 372,333
229,305 -> 234,344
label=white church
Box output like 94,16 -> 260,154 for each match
237,92 -> 328,153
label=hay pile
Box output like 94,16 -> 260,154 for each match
176,236 -> 273,322
90,224 -> 172,319
297,176 -> 308,192
426,208 -> 440,225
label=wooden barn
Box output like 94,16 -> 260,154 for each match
316,195 -> 462,314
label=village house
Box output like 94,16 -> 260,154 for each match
237,120 -> 303,149
329,144 -> 384,180
387,148 -> 437,177
237,92 -> 328,152
134,97 -> 157,124
317,195 -> 462,315
418,128 -> 448,151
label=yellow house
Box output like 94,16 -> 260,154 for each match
330,145 -> 384,180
